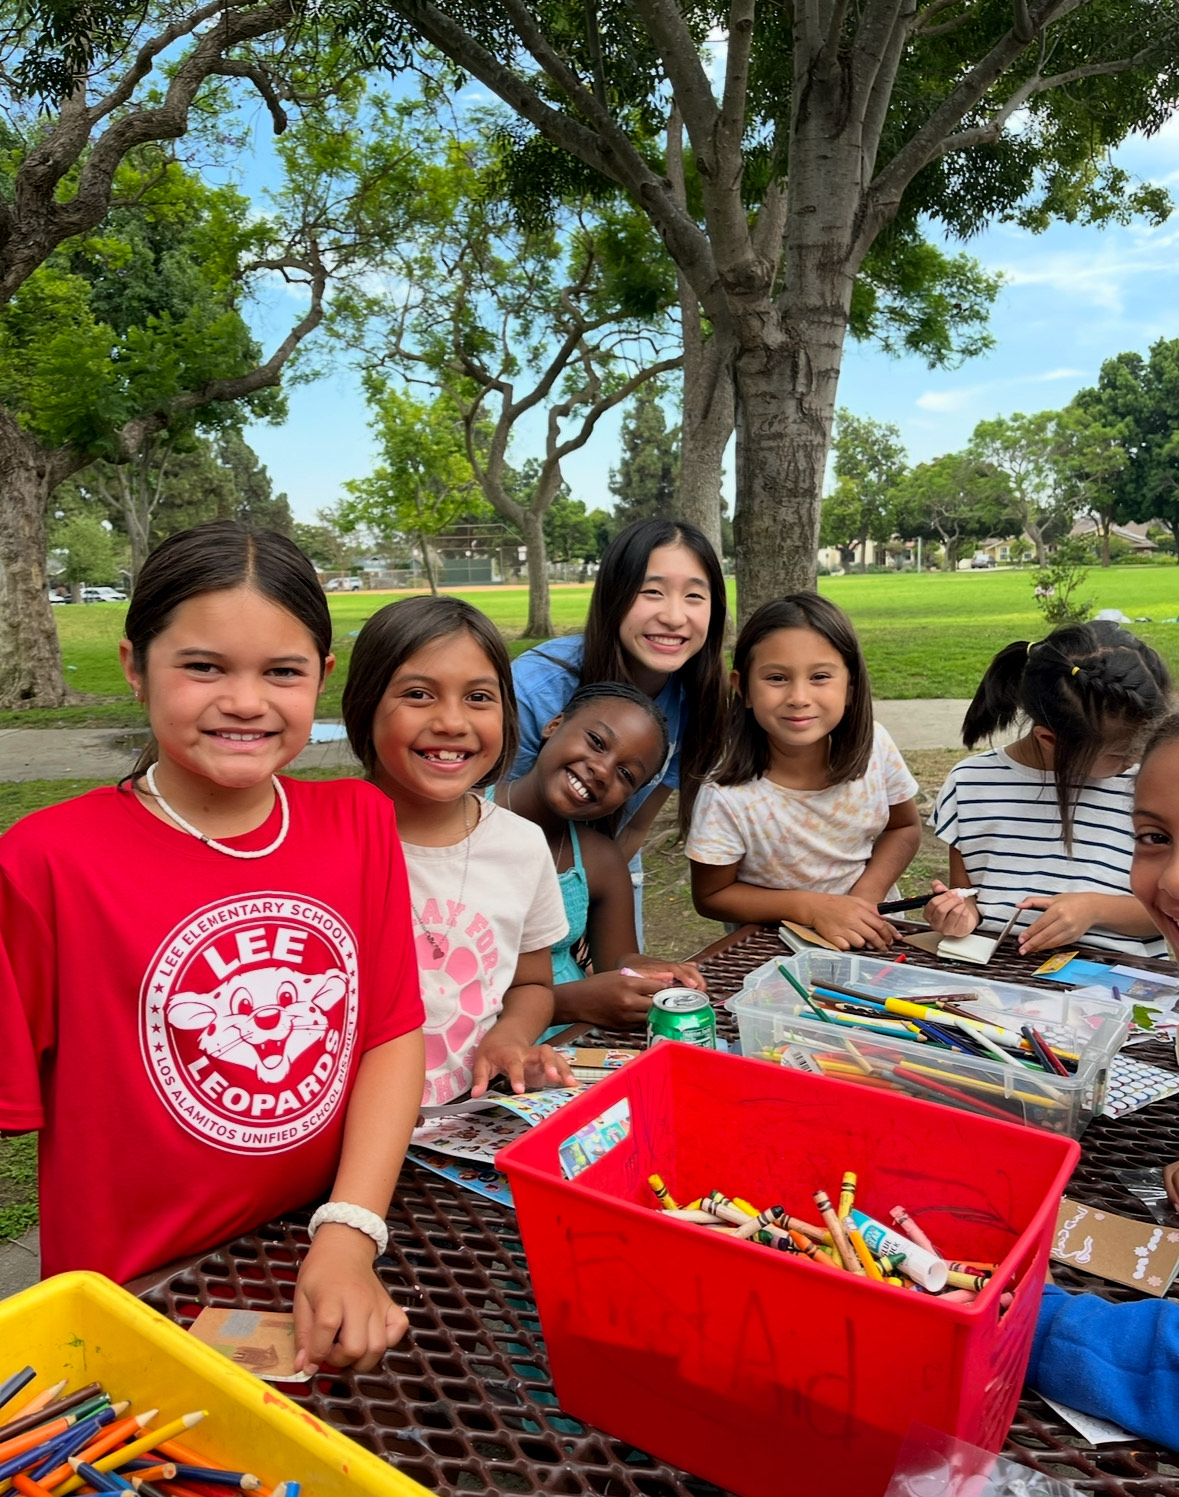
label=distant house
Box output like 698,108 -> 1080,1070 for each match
1069,517 -> 1156,553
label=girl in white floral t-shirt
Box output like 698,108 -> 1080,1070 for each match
686,595 -> 920,951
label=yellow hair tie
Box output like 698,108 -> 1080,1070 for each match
1071,666 -> 1080,675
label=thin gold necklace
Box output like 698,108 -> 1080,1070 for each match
411,793 -> 474,961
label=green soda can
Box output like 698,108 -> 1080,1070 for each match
647,988 -> 717,1048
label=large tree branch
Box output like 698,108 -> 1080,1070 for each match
628,0 -> 717,148
378,0 -> 725,320
545,353 -> 682,473
208,58 -> 288,133
113,243 -> 326,458
858,0 -> 1095,253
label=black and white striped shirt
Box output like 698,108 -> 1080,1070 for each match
931,747 -> 1166,959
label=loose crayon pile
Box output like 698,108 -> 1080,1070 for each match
765,961 -> 1080,1122
646,1170 -> 1011,1308
0,1366 -> 302,1497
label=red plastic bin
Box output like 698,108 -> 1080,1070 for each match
498,1042 -> 1080,1497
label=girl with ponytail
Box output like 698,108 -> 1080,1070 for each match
926,620 -> 1172,957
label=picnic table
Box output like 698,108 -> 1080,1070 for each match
137,925 -> 1179,1496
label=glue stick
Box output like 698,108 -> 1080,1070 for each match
849,1210 -> 948,1291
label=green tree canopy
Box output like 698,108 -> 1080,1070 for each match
890,454 -> 1018,571
608,383 -> 680,527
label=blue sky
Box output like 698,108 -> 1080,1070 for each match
241,114 -> 1179,524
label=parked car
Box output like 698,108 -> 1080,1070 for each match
48,588 -> 70,604
325,577 -> 362,592
80,586 -> 128,602
969,554 -> 996,569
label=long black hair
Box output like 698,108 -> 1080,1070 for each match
716,595 -> 874,787
342,594 -> 518,787
580,518 -> 727,835
964,620 -> 1171,850
125,521 -> 332,777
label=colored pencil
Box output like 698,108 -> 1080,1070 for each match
0,1386 -> 66,1436
54,1412 -> 207,1495
0,1375 -> 34,1419
891,1064 -> 1024,1122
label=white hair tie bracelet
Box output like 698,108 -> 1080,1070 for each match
308,1201 -> 390,1257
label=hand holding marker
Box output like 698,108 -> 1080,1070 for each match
876,888 -> 978,915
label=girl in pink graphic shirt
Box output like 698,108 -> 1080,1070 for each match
342,595 -> 576,1106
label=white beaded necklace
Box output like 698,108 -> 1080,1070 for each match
143,762 -> 290,860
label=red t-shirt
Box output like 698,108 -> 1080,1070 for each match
0,776 -> 423,1283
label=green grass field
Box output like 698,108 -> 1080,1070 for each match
11,565 -> 1179,728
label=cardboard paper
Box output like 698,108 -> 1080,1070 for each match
1052,1197 -> 1179,1296
188,1307 -> 309,1382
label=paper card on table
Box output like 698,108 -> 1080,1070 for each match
559,1098 -> 631,1179
408,1145 -> 515,1207
778,921 -> 841,953
1034,1393 -> 1134,1446
188,1307 -> 310,1382
1052,1197 -> 1179,1296
1102,1053 -> 1179,1119
552,1047 -> 643,1081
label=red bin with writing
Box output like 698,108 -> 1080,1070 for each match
498,1042 -> 1079,1497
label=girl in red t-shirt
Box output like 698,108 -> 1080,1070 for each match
0,521 -> 425,1376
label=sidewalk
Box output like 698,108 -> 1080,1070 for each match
0,702 -> 973,783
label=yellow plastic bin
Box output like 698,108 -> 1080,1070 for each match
0,1271 -> 429,1495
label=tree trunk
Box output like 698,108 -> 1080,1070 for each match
676,289 -> 731,560
1100,515 -> 1112,567
0,414 -> 68,707
858,526 -> 869,572
418,531 -> 438,594
1025,517 -> 1047,565
519,507 -> 554,638
732,317 -> 841,621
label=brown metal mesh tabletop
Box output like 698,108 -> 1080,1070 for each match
140,925 -> 1179,1495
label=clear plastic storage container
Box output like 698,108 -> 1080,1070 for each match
726,951 -> 1129,1136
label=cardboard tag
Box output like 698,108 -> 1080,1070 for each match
1052,1197 -> 1179,1296
188,1307 -> 309,1381
779,921 -> 842,952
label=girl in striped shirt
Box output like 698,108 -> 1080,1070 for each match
925,621 -> 1171,957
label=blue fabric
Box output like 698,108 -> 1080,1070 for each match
552,824 -> 590,985
1029,1283 -> 1179,1450
509,634 -> 686,800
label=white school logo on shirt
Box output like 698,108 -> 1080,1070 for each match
140,894 -> 360,1154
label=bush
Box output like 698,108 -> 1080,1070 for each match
1113,551 -> 1160,565
1031,539 -> 1094,626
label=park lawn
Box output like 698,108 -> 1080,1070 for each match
7,565 -> 1179,727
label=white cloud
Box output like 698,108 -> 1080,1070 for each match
916,387 -> 983,413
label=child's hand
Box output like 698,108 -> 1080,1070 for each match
561,970 -> 665,1028
293,1223 -> 406,1374
810,895 -> 898,951
471,1022 -> 577,1095
1016,893 -> 1102,953
924,881 -> 982,936
620,955 -> 707,992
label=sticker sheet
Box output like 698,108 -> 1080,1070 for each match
407,1145 -> 515,1207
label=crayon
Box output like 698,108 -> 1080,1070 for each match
0,1375 -> 34,1419
786,1229 -> 839,1268
734,1206 -> 790,1240
752,1229 -> 796,1252
837,1171 -> 857,1221
847,1228 -> 884,1280
647,1174 -> 678,1211
946,1260 -> 994,1276
937,1289 -> 979,1304
662,1208 -> 729,1223
814,1190 -> 862,1274
703,1191 -> 753,1226
889,1206 -> 940,1257
850,1210 -> 948,1291
766,1207 -> 828,1241
945,1269 -> 991,1292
